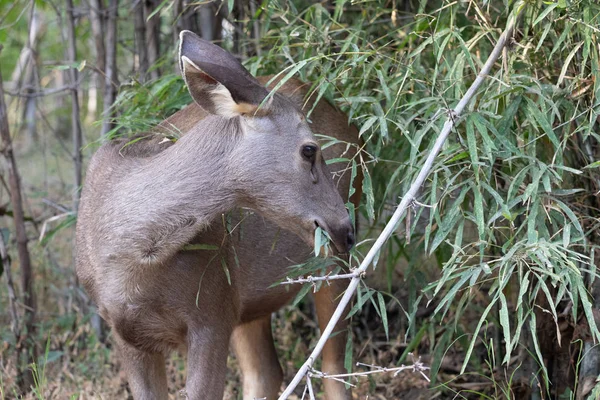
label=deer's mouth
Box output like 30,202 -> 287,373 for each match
313,219 -> 355,255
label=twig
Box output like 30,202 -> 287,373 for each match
38,212 -> 74,243
306,375 -> 316,400
308,353 -> 430,382
42,198 -> 71,213
5,83 -> 82,98
277,3 -> 524,398
280,271 -> 360,286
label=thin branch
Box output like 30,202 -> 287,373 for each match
306,375 -> 316,400
280,271 -> 360,286
42,198 -> 71,213
309,355 -> 430,382
0,44 -> 37,393
277,4 -> 524,397
5,83 -> 82,98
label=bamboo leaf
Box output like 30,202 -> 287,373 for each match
362,167 -> 375,221
533,3 -> 558,26
377,292 -> 389,340
499,292 -> 512,364
461,300 -> 495,374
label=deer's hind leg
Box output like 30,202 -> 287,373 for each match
114,334 -> 168,400
231,315 -> 283,400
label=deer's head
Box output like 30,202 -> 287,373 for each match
179,31 -> 354,252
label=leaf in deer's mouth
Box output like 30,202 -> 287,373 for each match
313,225 -> 331,257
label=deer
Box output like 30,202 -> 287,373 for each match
76,30 -> 359,400
158,77 -> 361,400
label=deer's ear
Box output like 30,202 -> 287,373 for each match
179,31 -> 270,118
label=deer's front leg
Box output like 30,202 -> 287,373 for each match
114,334 -> 168,400
314,278 -> 352,400
231,315 -> 283,400
184,324 -> 232,400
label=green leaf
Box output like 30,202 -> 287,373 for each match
348,160 -> 357,199
314,226 -> 323,257
529,313 -> 550,385
358,116 -> 377,137
291,283 -> 313,307
472,183 -> 485,240
377,292 -> 389,340
527,204 -> 539,244
146,0 -> 171,20
557,42 -> 584,86
344,328 -> 353,378
577,280 -> 600,341
526,99 -> 560,149
430,186 -> 468,254
584,160 -> 600,169
362,167 -> 375,221
533,3 -> 559,26
347,287 -> 374,319
461,299 -> 495,374
220,257 -> 231,285
466,116 -> 480,181
499,292 -> 512,364
554,199 -> 584,237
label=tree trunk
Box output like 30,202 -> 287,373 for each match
199,1 -> 223,42
145,0 -> 160,81
65,0 -> 83,213
249,0 -> 261,56
173,0 -> 182,47
101,0 -> 119,136
134,0 -> 148,82
11,7 -> 44,147
89,0 -> 106,119
0,45 -> 36,394
175,0 -> 198,35
101,0 -> 119,137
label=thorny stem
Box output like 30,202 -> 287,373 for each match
281,271 -> 360,286
308,354 -> 430,383
277,4 -> 524,398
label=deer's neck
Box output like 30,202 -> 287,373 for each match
110,117 -> 241,266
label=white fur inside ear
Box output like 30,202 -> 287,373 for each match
210,84 -> 245,119
181,55 -> 201,73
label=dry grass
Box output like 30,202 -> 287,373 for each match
1,300 -> 435,400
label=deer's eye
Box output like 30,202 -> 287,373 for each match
301,144 -> 317,161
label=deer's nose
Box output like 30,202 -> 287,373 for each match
346,230 -> 355,251
332,223 -> 355,254
314,218 -> 355,254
